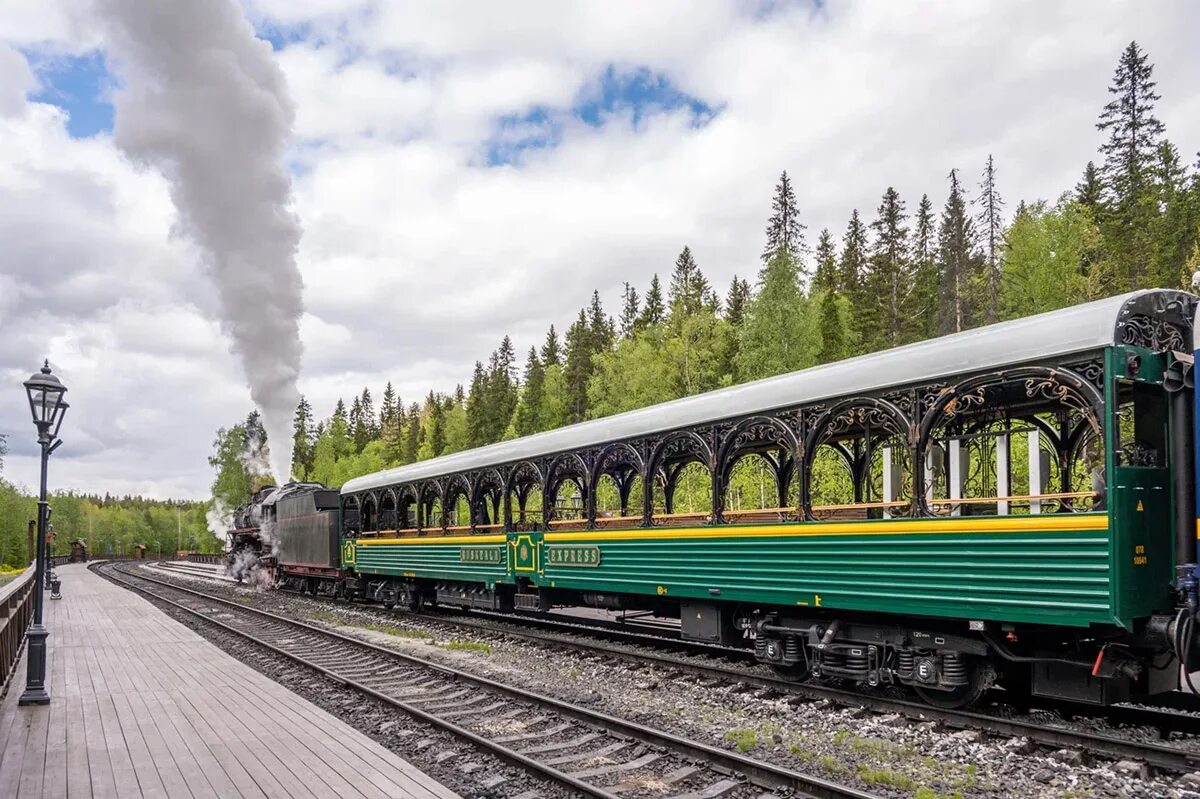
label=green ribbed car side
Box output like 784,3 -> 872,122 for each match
537,519 -> 1113,628
340,509 -> 1179,629
346,535 -> 510,590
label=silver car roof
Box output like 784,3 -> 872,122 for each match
342,289 -> 1190,495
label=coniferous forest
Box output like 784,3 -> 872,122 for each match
0,46 -> 1192,567
206,44 -> 1200,524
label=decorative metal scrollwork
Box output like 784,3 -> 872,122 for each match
1120,442 -> 1159,467
1119,314 -> 1187,352
1066,360 -> 1104,390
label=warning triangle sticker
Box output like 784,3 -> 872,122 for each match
1136,500 -> 1144,512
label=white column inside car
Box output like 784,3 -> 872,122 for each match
882,446 -> 894,518
948,439 -> 964,517
1028,430 -> 1043,514
996,434 -> 1010,515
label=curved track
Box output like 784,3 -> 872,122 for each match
148,560 -> 1200,772
99,561 -> 879,799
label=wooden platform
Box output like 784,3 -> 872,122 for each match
0,563 -> 460,799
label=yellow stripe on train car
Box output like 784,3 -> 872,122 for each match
544,514 -> 1108,543
354,515 -> 1107,547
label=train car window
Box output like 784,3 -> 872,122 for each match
1114,380 -> 1167,468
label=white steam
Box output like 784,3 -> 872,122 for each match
99,0 -> 303,484
206,499 -> 232,544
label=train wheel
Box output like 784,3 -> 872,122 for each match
913,659 -> 995,709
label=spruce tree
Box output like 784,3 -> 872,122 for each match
359,388 -> 377,439
668,246 -> 712,321
484,338 -> 519,443
540,325 -> 561,366
418,391 -> 446,459
763,170 -> 806,269
838,210 -> 869,350
465,361 -> 487,447
724,276 -> 750,326
1098,41 -> 1164,209
735,250 -> 811,379
937,169 -> 980,335
974,155 -> 1005,323
618,282 -> 639,338
291,396 -> 314,481
637,274 -> 666,328
910,193 -> 939,340
564,309 -> 592,423
812,228 -> 838,293
1097,41 -> 1165,289
349,396 -> 369,453
1076,161 -> 1102,210
863,187 -> 912,349
379,382 -> 397,430
816,291 -> 846,365
839,210 -> 868,297
512,347 -> 545,436
496,335 -> 517,382
587,291 -> 614,353
402,402 -> 421,464
1151,140 -> 1196,287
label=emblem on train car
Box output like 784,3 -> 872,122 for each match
342,540 -> 356,565
460,546 -> 504,565
545,545 -> 601,568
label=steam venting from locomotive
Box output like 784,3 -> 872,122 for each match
98,0 -> 304,484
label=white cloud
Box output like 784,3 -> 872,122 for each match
1,0 -> 1199,500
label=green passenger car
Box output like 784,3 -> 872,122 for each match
339,290 -> 1199,707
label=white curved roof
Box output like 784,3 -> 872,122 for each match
342,289 -> 1190,495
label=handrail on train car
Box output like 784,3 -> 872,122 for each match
0,566 -> 36,690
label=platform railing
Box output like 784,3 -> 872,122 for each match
0,565 -> 36,690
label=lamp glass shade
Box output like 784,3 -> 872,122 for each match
23,362 -> 67,431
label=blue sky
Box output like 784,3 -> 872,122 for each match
28,50 -> 113,138
28,36 -> 715,170
485,67 -> 717,166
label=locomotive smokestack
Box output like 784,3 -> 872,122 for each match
99,0 -> 303,484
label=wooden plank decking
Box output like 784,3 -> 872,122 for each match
0,563 -> 460,799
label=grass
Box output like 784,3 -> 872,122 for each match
858,767 -> 915,790
817,755 -> 846,775
361,622 -> 434,640
307,610 -> 338,624
440,640 -> 492,653
818,725 -> 981,798
723,728 -> 758,753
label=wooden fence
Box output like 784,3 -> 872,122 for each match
0,566 -> 36,690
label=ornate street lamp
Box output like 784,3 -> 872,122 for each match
19,360 -> 67,706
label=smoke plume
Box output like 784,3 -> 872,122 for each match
99,0 -> 303,484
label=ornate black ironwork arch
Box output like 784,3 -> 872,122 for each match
801,396 -> 913,520
915,365 -> 1104,515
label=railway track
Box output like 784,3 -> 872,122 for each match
98,561 -> 879,799
143,559 -> 1200,773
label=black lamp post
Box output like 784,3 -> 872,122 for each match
19,360 -> 67,706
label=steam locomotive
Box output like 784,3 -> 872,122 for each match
224,482 -> 342,587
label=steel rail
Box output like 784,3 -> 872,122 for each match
101,562 -> 878,799
146,559 -> 1200,767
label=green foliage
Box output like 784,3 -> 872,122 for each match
223,40 -> 1197,516
0,481 -> 215,567
736,250 -> 815,380
1001,196 -> 1099,316
862,186 -> 913,349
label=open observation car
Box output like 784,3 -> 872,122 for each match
332,290 -> 1200,707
